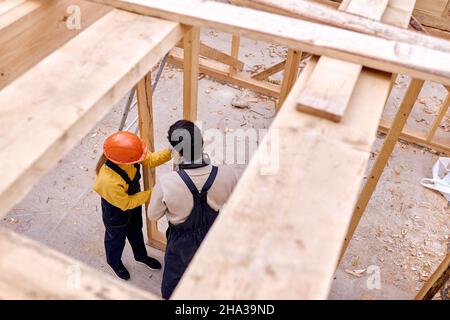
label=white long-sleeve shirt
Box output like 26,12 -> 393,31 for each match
148,165 -> 238,225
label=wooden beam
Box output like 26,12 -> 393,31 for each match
172,58 -> 393,299
230,0 -> 438,50
177,41 -> 244,71
378,118 -> 450,155
183,26 -> 200,121
0,228 -> 156,299
229,35 -> 241,75
0,0 -> 112,89
345,0 -> 389,20
278,48 -> 301,110
136,72 -> 167,251
0,10 -> 184,218
426,89 -> 450,141
415,253 -> 450,300
297,59 -> 362,122
251,60 -> 286,81
87,0 -> 450,86
169,47 -> 281,97
339,79 -> 425,262
297,0 -> 390,122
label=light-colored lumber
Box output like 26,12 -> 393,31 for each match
200,42 -> 244,71
414,253 -> 450,300
378,118 -> 450,155
0,0 -> 112,89
230,0 -> 439,50
0,0 -> 27,16
87,0 -> 450,86
229,35 -> 241,75
0,228 -> 156,299
169,47 -> 281,97
297,59 -> 362,122
251,60 -> 286,81
136,72 -> 167,251
345,0 -> 389,20
382,0 -> 417,28
278,49 -> 301,110
0,10 -> 184,218
339,79 -> 425,262
177,41 -> 244,71
172,58 -> 393,299
426,88 -> 450,141
183,26 -> 200,121
297,0 -> 389,122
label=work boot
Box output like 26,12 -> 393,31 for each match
135,256 -> 162,270
111,263 -> 130,280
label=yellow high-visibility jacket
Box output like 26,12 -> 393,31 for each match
93,149 -> 171,211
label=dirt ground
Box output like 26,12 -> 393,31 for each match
1,29 -> 449,299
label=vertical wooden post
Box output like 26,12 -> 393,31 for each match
278,48 -> 302,110
229,35 -> 240,76
136,72 -> 166,251
388,73 -> 397,95
338,79 -> 425,263
426,88 -> 449,142
183,26 -> 200,121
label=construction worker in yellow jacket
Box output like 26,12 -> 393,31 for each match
93,131 -> 171,280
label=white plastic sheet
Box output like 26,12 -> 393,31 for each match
420,157 -> 450,202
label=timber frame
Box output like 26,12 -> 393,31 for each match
0,0 -> 449,299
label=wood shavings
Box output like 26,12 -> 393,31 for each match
344,268 -> 366,278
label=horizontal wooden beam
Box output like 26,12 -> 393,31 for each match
0,228 -> 156,299
0,0 -> 112,89
230,0 -> 443,50
169,47 -> 280,97
378,118 -> 450,155
173,57 -> 392,299
0,10 -> 185,218
87,0 -> 450,87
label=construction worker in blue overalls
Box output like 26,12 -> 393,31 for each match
148,120 -> 238,298
93,131 -> 172,280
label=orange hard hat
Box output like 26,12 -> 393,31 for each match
103,131 -> 147,165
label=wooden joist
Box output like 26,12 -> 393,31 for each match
172,57 -> 393,299
0,0 -> 112,89
87,0 -> 450,87
0,10 -> 185,218
0,228 -> 156,299
230,0 -> 443,50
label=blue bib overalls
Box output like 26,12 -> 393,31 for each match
101,160 -> 148,270
161,165 -> 219,299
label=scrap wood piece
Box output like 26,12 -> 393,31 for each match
172,56 -> 392,299
177,41 -> 244,71
0,228 -> 156,299
0,10 -> 184,218
297,0 -> 390,122
87,0 -> 450,86
297,58 -> 362,122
